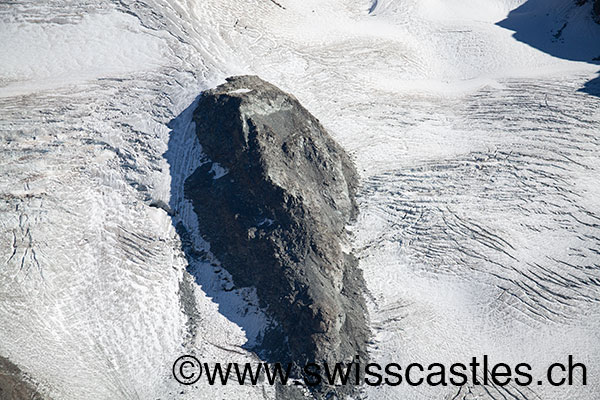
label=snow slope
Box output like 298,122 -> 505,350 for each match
0,0 -> 599,399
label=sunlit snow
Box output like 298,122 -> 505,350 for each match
0,0 -> 598,399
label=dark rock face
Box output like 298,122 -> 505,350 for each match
577,0 -> 600,21
0,356 -> 47,400
185,76 -> 369,372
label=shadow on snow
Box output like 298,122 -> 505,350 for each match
497,0 -> 600,97
163,95 -> 279,359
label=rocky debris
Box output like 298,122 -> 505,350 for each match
184,75 -> 369,394
0,356 -> 47,400
149,199 -> 175,216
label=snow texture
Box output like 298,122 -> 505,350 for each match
0,0 -> 599,399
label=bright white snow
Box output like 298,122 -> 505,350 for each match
0,0 -> 598,399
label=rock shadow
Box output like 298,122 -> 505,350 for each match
579,72 -> 600,96
163,95 -> 284,360
497,0 -> 600,97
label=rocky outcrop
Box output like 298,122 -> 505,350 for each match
0,356 -> 47,400
184,76 -> 369,384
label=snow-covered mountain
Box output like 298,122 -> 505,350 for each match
1,0 -> 599,399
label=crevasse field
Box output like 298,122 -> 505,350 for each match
1,0 -> 599,399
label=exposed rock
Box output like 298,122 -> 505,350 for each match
149,199 -> 175,216
184,76 -> 369,392
576,0 -> 600,22
0,356 -> 47,400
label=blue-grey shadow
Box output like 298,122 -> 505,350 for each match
496,0 -> 600,97
580,72 -> 600,96
162,95 -> 285,361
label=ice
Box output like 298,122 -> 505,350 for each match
209,163 -> 229,179
0,11 -> 167,98
0,0 -> 598,399
228,88 -> 253,94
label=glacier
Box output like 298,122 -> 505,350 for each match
0,0 -> 599,399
